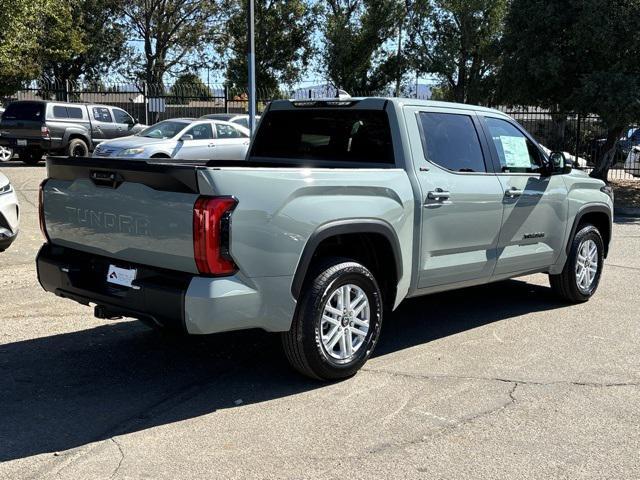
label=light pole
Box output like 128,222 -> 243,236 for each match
247,0 -> 256,135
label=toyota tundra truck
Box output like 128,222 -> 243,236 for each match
36,98 -> 614,380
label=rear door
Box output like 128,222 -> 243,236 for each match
404,106 -> 505,290
212,122 -> 250,160
90,106 -> 117,142
479,114 -> 569,276
175,123 -> 216,160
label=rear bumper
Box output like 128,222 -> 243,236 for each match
36,244 -> 190,331
0,137 -> 61,151
36,244 -> 297,334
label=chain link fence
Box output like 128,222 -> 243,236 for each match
3,81 -> 638,181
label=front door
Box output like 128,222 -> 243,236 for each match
405,107 -> 505,290
90,107 -> 116,142
479,115 -> 569,276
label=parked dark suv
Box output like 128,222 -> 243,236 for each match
0,101 -> 145,164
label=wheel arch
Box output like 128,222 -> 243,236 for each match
568,204 -> 612,258
291,219 -> 403,305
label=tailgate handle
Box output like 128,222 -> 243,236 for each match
90,170 -> 123,188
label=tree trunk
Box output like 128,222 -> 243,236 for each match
590,127 -> 624,183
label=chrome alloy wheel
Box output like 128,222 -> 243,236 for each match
0,146 -> 13,162
320,284 -> 370,360
575,239 -> 598,291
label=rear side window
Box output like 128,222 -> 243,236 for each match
216,123 -> 247,139
3,102 -> 45,121
93,107 -> 112,122
67,107 -> 83,119
418,112 -> 486,173
53,106 -> 68,118
52,106 -> 84,120
251,109 -> 394,164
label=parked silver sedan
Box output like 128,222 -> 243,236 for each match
92,119 -> 250,160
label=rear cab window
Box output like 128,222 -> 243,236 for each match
2,102 -> 45,121
251,109 -> 394,166
92,107 -> 113,122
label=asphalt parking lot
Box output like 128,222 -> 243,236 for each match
1,161 -> 639,479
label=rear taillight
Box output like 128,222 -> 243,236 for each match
38,180 -> 50,242
193,196 -> 238,276
41,126 -> 50,138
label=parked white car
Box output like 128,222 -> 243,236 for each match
541,145 -> 587,169
92,119 -> 250,161
199,113 -> 260,130
0,172 -> 19,252
625,146 -> 640,177
0,107 -> 13,162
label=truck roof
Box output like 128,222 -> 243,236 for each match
271,97 -> 508,117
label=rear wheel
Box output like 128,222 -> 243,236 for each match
0,146 -> 13,162
67,138 -> 89,157
282,258 -> 383,380
550,224 -> 604,303
21,149 -> 42,165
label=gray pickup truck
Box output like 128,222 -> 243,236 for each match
36,98 -> 614,380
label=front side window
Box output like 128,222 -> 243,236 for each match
484,117 -> 544,173
186,123 -> 214,140
418,112 -> 486,173
113,108 -> 134,125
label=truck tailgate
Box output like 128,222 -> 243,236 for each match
42,157 -> 202,273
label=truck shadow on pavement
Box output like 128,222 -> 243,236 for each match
0,278 -> 566,462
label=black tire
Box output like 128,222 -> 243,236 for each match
550,224 -> 604,303
21,150 -> 42,165
282,258 -> 383,381
67,138 -> 89,157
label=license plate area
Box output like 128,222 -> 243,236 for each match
17,139 -> 27,146
106,265 -> 138,288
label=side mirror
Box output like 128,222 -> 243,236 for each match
548,151 -> 572,175
180,134 -> 193,142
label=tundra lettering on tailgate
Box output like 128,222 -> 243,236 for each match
65,206 -> 150,236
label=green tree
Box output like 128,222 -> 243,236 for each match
499,0 -> 640,181
119,0 -> 221,91
405,0 -> 507,104
218,0 -> 318,94
41,0 -> 128,85
169,73 -> 212,103
0,0 -> 85,96
320,0 -> 402,95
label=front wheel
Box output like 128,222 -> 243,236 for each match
550,224 -> 604,303
282,258 -> 383,380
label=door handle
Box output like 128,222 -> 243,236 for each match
427,189 -> 451,201
208,144 -> 216,148
504,187 -> 524,198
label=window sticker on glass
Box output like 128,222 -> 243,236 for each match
500,136 -> 531,168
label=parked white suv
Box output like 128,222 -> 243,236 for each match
0,172 -> 19,252
93,119 -> 250,161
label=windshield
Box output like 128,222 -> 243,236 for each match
137,120 -> 187,139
